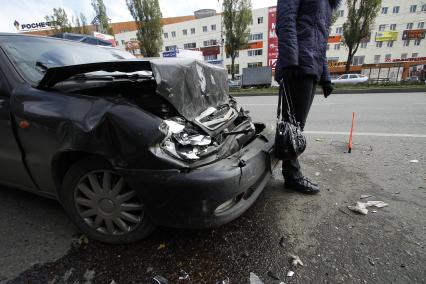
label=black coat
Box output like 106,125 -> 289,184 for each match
275,0 -> 341,83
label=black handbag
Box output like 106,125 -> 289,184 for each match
274,80 -> 307,160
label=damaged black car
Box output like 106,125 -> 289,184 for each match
0,34 -> 277,244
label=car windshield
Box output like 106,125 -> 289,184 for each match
1,35 -> 135,85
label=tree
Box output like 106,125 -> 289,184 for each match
45,8 -> 73,33
223,0 -> 252,79
342,0 -> 381,72
72,13 -> 90,34
126,0 -> 163,57
80,13 -> 90,35
91,0 -> 113,34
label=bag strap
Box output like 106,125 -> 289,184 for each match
277,80 -> 297,125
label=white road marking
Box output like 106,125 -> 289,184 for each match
304,131 -> 426,138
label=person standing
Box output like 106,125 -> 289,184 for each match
275,0 -> 341,194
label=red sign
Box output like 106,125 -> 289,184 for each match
392,57 -> 426,62
201,45 -> 220,56
246,41 -> 263,49
402,29 -> 426,40
267,6 -> 278,71
328,35 -> 342,43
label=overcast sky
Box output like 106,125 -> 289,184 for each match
0,0 -> 278,33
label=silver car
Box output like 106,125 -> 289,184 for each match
332,74 -> 369,85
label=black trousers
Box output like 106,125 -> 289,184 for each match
282,75 -> 317,180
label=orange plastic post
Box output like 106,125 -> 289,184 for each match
348,112 -> 355,153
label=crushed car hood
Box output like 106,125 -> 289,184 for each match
37,58 -> 229,121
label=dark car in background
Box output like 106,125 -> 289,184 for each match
52,32 -> 114,46
0,34 -> 276,244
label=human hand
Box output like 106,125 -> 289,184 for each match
322,81 -> 333,98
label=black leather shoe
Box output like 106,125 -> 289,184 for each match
285,177 -> 320,194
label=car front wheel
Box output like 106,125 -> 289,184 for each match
60,158 -> 155,244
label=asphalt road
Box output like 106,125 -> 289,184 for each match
1,92 -> 425,283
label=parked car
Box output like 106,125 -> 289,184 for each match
228,79 -> 241,89
52,32 -> 114,46
331,74 -> 369,85
0,34 -> 276,244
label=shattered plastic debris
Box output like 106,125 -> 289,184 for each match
178,270 -> 189,280
279,236 -> 285,248
174,133 -> 212,146
315,172 -> 320,176
164,120 -> 185,134
157,244 -> 166,250
410,160 -> 419,163
286,271 -> 295,277
153,275 -> 169,284
250,272 -> 263,284
347,201 -> 389,215
290,255 -> 304,267
267,271 -> 280,280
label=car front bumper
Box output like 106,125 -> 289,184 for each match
119,128 -> 278,228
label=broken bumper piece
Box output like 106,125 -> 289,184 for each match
119,128 -> 278,228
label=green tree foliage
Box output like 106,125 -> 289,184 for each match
126,0 -> 163,57
45,8 -> 73,33
223,0 -> 252,79
342,0 -> 381,72
91,0 -> 113,34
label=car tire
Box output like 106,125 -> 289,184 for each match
60,157 -> 155,244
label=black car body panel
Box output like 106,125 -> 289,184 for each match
0,34 -> 277,229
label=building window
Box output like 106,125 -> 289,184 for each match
387,41 -> 394,47
249,33 -> 263,41
403,40 -> 410,47
203,39 -> 217,47
410,5 -> 417,13
385,54 -> 391,62
182,29 -> 187,36
257,17 -> 264,24
422,4 -> 426,12
336,27 -> 343,34
248,62 -> 263,68
412,53 -> 418,58
164,32 -> 168,39
414,39 -> 421,46
338,10 -> 344,17
171,31 -> 176,37
248,49 -> 263,56
381,7 -> 388,14
211,24 -> 217,31
360,42 -> 368,48
165,45 -> 177,51
226,64 -> 240,75
326,44 -> 330,51
202,26 -> 208,32
390,24 -> 396,31
374,55 -> 381,64
401,53 -> 407,59
204,55 -> 218,61
353,55 -> 365,65
376,41 -> 383,48
406,23 -> 413,29
392,6 -> 399,13
418,22 -> 425,29
334,43 -> 340,50
379,24 -> 386,31
191,28 -> 195,34
183,42 -> 196,49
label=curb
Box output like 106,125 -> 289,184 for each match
230,87 -> 426,97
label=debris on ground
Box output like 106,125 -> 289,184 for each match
290,255 -> 304,267
279,236 -> 285,248
360,195 -> 373,199
348,201 -> 389,215
178,270 -> 189,280
61,268 -> 75,282
410,160 -> 419,163
286,271 -> 295,277
267,270 -> 280,280
250,272 -> 263,284
83,269 -> 95,284
157,244 -> 166,250
153,275 -> 170,284
146,267 -> 154,273
315,138 -> 326,142
110,280 -> 117,284
215,277 -> 230,284
315,172 -> 321,176
72,234 -> 89,248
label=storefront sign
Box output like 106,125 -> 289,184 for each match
246,41 -> 263,50
162,50 -> 177,57
402,29 -> 426,40
392,57 -> 426,62
375,31 -> 398,42
328,61 -> 347,68
14,20 -> 54,31
328,35 -> 342,43
207,60 -> 223,65
267,6 -> 278,71
201,45 -> 220,56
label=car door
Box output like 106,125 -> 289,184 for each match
349,74 -> 359,83
340,74 -> 349,83
0,71 -> 37,190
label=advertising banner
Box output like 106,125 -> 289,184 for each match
201,46 -> 220,56
267,6 -> 278,71
162,50 -> 177,57
328,35 -> 342,43
402,29 -> 426,40
375,31 -> 398,42
246,41 -> 263,49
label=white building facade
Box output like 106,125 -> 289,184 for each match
114,1 -> 426,78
